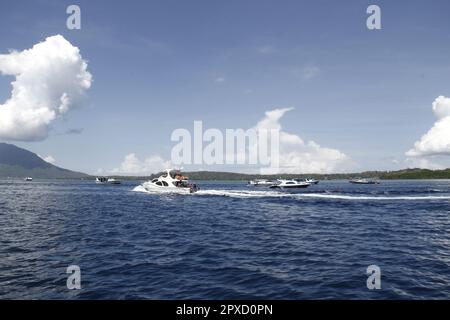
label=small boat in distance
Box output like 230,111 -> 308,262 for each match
349,178 -> 380,185
24,177 -> 33,182
248,179 -> 277,187
96,177 -> 122,185
269,179 -> 310,189
142,169 -> 199,193
107,178 -> 121,185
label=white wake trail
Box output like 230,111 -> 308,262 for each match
196,189 -> 283,198
133,185 -> 450,201
195,189 -> 450,201
293,193 -> 450,201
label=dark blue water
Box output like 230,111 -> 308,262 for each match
1,179 -> 450,299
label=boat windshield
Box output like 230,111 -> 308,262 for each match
170,170 -> 183,179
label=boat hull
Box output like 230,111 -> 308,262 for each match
270,184 -> 309,189
142,183 -> 198,194
349,181 -> 379,185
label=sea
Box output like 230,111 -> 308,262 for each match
1,179 -> 450,299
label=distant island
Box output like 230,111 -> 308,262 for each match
1,142 -> 449,180
110,168 -> 450,181
0,143 -> 87,179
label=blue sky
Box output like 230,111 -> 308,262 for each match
1,0 -> 450,174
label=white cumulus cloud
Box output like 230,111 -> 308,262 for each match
110,109 -> 349,175
112,153 -> 172,175
254,108 -> 349,174
404,157 -> 443,170
0,35 -> 92,141
406,96 -> 450,157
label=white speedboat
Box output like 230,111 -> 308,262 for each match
24,177 -> 33,182
142,169 -> 199,193
349,178 -> 380,185
269,179 -> 310,189
107,178 -> 121,185
248,179 -> 277,187
96,177 -> 122,185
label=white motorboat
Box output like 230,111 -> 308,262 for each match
248,179 -> 277,187
107,178 -> 121,185
349,178 -> 380,185
142,169 -> 199,193
96,177 -> 122,185
269,179 -> 310,189
24,177 -> 33,182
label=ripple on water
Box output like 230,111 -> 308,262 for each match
1,179 -> 450,299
